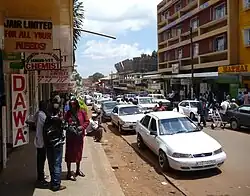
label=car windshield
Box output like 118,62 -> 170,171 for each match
190,102 -> 199,108
159,117 -> 199,135
103,102 -> 117,110
153,95 -> 165,99
119,106 -> 142,116
139,98 -> 153,104
98,99 -> 109,104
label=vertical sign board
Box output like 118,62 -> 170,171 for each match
11,74 -> 29,147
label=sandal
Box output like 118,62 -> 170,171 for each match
67,172 -> 76,181
76,170 -> 85,177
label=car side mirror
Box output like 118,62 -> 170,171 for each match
150,131 -> 157,136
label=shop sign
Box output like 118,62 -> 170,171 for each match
172,63 -> 179,74
11,74 -> 29,147
38,67 -> 72,83
53,82 -> 76,91
218,64 -> 250,73
25,50 -> 61,71
3,52 -> 21,60
4,18 -> 53,52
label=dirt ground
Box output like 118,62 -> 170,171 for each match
101,124 -> 183,196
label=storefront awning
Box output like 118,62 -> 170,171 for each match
162,72 -> 218,79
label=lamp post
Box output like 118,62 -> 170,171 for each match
190,26 -> 194,99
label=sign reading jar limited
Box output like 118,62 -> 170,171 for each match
4,18 -> 53,52
25,50 -> 61,71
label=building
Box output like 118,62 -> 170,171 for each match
0,0 -> 74,171
157,0 -> 238,99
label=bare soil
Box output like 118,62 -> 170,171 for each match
101,124 -> 183,196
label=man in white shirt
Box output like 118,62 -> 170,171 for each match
35,100 -> 49,186
220,96 -> 230,122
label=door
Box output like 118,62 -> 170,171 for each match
179,101 -> 188,115
237,106 -> 250,127
111,107 -> 119,125
139,115 -> 151,145
146,117 -> 159,154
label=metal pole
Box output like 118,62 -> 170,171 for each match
190,27 -> 194,99
74,28 -> 116,39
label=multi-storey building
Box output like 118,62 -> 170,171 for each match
157,0 -> 238,99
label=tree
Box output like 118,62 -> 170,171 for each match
91,72 -> 104,82
73,0 -> 84,50
152,50 -> 157,58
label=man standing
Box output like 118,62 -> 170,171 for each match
197,97 -> 207,127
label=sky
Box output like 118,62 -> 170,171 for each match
75,0 -> 162,78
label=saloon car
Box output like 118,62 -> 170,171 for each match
136,111 -> 226,171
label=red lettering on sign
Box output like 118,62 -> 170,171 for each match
18,31 -> 31,38
34,32 -> 52,39
13,75 -> 25,91
16,41 -> 46,50
4,30 -> 17,38
26,62 -> 60,70
14,128 -> 26,145
14,93 -> 26,109
13,110 -> 27,127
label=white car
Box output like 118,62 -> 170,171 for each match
134,96 -> 156,111
84,95 -> 93,106
178,100 -> 200,120
136,111 -> 226,171
111,105 -> 145,133
93,98 -> 112,113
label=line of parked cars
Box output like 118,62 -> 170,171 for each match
87,92 -> 227,172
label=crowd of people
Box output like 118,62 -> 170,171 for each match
33,94 -> 90,192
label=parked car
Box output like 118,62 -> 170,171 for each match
100,101 -> 118,122
111,105 -> 145,134
134,96 -> 156,111
177,100 -> 200,120
136,111 -> 226,171
225,104 -> 250,130
84,95 -> 93,106
92,98 -> 112,113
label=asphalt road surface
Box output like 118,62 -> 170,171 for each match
104,122 -> 250,196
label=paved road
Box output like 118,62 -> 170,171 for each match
105,122 -> 250,196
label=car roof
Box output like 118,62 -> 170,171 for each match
147,111 -> 186,120
116,104 -> 138,108
102,101 -> 116,104
181,100 -> 199,102
136,96 -> 152,99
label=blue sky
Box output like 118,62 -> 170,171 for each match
75,0 -> 162,78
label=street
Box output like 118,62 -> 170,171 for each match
102,122 -> 250,196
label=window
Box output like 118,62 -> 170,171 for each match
190,17 -> 199,29
141,115 -> 151,128
149,118 -> 157,132
180,101 -> 188,107
112,107 -> 118,114
213,3 -> 226,20
177,25 -> 182,35
175,2 -> 182,12
176,49 -> 182,59
214,36 -> 225,51
243,0 -> 250,9
238,106 -> 250,114
164,11 -> 170,19
193,43 -> 199,57
243,28 -> 250,46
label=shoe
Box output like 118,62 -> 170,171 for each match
51,185 -> 66,192
76,170 -> 85,177
36,179 -> 49,187
67,171 -> 76,181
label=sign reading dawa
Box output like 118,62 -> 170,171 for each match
218,65 -> 250,73
4,19 -> 53,52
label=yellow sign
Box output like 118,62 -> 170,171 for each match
218,64 -> 250,73
4,18 -> 53,52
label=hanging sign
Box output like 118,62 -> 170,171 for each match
38,67 -> 72,83
4,18 -> 53,52
25,50 -> 61,71
218,64 -> 250,73
11,74 -> 29,147
53,82 -> 76,91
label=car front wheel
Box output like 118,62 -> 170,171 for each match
230,119 -> 239,130
137,134 -> 146,150
158,150 -> 170,172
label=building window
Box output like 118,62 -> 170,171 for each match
213,3 -> 226,20
175,2 -> 182,12
243,28 -> 250,46
164,52 -> 168,61
190,17 -> 199,29
192,43 -> 199,57
176,49 -> 183,59
214,36 -> 226,51
243,0 -> 250,9
164,11 -> 170,19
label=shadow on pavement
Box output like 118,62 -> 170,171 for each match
0,132 -> 48,196
106,124 -> 136,136
129,142 -> 222,181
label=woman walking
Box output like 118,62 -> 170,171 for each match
64,98 -> 89,181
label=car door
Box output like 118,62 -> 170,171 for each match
237,106 -> 250,127
138,115 -> 151,146
146,117 -> 159,154
178,101 -> 187,114
111,107 -> 119,125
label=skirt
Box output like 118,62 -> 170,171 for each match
65,134 -> 84,163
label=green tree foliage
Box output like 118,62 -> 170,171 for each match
73,0 -> 84,50
91,72 -> 105,82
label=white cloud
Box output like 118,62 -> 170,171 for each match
82,40 -> 151,60
81,0 -> 162,35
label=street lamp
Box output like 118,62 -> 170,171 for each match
74,28 -> 116,39
190,26 -> 194,99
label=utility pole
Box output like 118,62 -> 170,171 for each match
190,26 -> 194,99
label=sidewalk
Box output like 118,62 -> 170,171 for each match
0,132 -> 125,196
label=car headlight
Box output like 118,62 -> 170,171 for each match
172,153 -> 193,158
213,148 -> 223,155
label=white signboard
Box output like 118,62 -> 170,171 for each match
11,74 -> 29,147
38,67 -> 72,83
53,82 -> 76,91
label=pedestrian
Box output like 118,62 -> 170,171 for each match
220,95 -> 230,122
197,97 -> 207,127
35,100 -> 49,186
86,113 -> 105,142
64,98 -> 89,181
153,101 -> 166,111
243,91 -> 250,104
43,95 -> 66,191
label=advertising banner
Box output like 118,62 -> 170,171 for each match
38,67 -> 72,83
4,18 -> 53,52
11,74 -> 29,147
218,64 -> 250,74
25,49 -> 61,71
53,82 -> 76,91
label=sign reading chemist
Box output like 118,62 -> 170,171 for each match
25,51 -> 61,71
4,18 -> 53,52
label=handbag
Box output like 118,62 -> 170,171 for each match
66,112 -> 84,136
